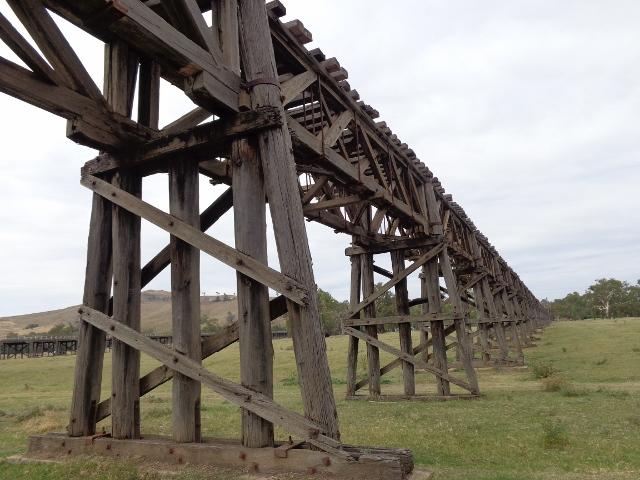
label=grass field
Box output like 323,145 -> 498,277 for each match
1,318 -> 639,479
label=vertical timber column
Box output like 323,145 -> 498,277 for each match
424,259 -> 450,395
513,296 -> 531,346
69,180 -> 112,436
346,253 -> 361,397
490,287 -> 510,363
233,138 -> 274,448
391,250 -> 415,396
440,249 -> 479,394
472,283 -> 491,365
221,0 -> 274,448
421,179 -> 442,368
169,160 -> 201,443
238,0 -> 339,438
419,272 -> 429,364
502,290 -> 524,362
108,41 -> 141,440
362,252 -> 381,396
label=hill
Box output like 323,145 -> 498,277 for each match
0,290 -> 240,338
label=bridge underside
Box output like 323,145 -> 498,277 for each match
0,0 -> 549,477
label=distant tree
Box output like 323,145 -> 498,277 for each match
317,288 -> 349,335
47,323 -> 77,336
201,314 -> 221,334
587,278 -> 629,318
549,278 -> 640,320
374,283 -> 396,320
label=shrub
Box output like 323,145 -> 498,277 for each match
532,362 -> 557,379
596,387 -> 630,399
281,373 -> 299,386
542,420 -> 570,450
632,347 -> 640,353
594,358 -> 608,366
542,375 -> 568,392
562,347 -> 567,353
560,385 -> 589,397
15,406 -> 44,422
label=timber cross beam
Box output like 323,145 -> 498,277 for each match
0,0 -> 551,477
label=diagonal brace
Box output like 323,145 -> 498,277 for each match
344,243 -> 445,319
78,306 -> 347,457
345,327 -> 475,393
81,174 -> 308,305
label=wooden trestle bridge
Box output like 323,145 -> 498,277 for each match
0,0 -> 550,477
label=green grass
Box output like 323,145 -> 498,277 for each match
1,318 -> 640,479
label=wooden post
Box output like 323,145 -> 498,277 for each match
423,259 -> 450,395
419,272 -> 429,364
68,190 -> 112,436
238,0 -> 339,439
502,290 -> 524,362
391,250 -> 415,396
490,288 -> 510,363
346,253 -> 361,397
107,40 -> 141,440
440,249 -> 479,394
362,252 -> 381,397
472,283 -> 491,365
169,158 -> 202,443
233,137 -> 274,448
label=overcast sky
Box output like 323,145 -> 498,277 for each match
0,0 -> 639,317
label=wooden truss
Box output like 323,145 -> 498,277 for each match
0,0 -> 550,476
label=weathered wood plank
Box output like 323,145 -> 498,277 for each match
392,250 -> 415,396
362,251 -> 380,396
0,58 -> 155,151
321,110 -> 353,148
111,170 -> 142,440
161,0 -> 222,59
281,70 -> 316,105
169,158 -> 201,443
68,190 -> 113,436
83,106 -> 283,176
0,11 -> 60,84
343,313 -> 463,327
346,254 -> 361,397
233,137 -> 274,448
302,195 -> 362,214
8,0 -> 103,100
238,0 -> 339,440
108,40 -> 141,440
345,236 -> 442,256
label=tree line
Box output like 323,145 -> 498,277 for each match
548,278 -> 640,320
